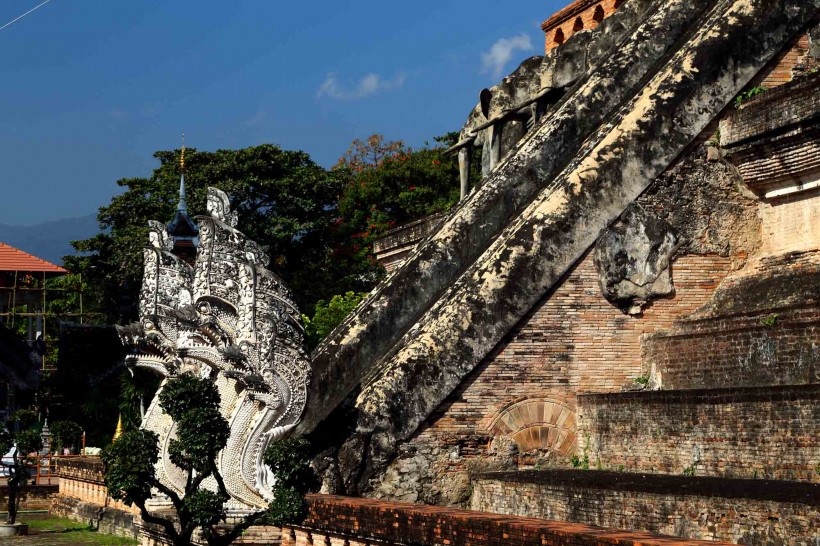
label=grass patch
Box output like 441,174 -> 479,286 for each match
25,515 -> 90,531
14,514 -> 139,545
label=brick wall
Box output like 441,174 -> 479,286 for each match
411,252 -> 734,461
364,248 -> 740,504
51,495 -> 139,540
542,0 -> 623,53
372,213 -> 445,272
471,471 -> 820,545
578,384 -> 820,482
753,33 -> 815,90
0,484 -> 58,512
282,494 -> 734,546
645,306 -> 820,390
56,456 -> 139,515
721,72 -> 820,148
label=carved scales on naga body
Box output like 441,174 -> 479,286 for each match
117,188 -> 311,512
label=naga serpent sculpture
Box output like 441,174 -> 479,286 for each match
117,187 -> 311,513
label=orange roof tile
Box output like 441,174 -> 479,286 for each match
0,242 -> 67,274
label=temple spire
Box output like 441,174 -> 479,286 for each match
112,414 -> 123,442
167,132 -> 200,262
178,132 -> 187,213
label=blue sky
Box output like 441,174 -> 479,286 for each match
0,0 -> 562,225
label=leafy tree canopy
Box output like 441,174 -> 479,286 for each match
68,144 -> 349,321
67,135 -> 476,343
49,420 -> 83,451
303,291 -> 368,349
103,375 -> 241,546
263,437 -> 316,526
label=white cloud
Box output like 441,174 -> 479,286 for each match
243,110 -> 267,128
317,72 -> 406,100
109,109 -> 128,122
481,34 -> 534,78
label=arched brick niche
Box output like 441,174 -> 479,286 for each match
485,397 -> 577,455
541,0 -> 626,53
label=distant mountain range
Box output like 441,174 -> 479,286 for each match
0,214 -> 99,266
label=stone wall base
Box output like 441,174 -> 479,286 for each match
51,494 -> 138,540
0,484 -> 59,512
471,471 -> 820,545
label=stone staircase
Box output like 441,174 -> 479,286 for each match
303,0 -> 820,499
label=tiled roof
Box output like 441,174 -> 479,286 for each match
0,242 -> 68,273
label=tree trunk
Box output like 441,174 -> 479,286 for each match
6,469 -> 18,524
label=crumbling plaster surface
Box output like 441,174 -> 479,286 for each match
363,146 -> 760,506
307,0 -> 820,498
594,207 -> 679,315
300,0 -> 731,438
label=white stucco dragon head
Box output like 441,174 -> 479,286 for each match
117,187 -> 311,512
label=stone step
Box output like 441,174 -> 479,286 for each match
645,304 -> 820,390
471,469 -> 819,544
576,384 -> 820,482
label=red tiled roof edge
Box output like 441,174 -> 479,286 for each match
541,0 -> 601,31
0,242 -> 68,273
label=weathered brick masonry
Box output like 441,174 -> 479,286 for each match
55,456 -> 138,515
282,494 -> 735,546
645,306 -> 820,390
721,72 -> 820,148
0,484 -> 58,512
51,457 -> 140,540
754,33 -> 816,89
366,247 -> 743,503
541,0 -> 624,52
414,252 -> 734,448
471,471 -> 820,545
373,213 -> 445,272
578,384 -> 820,482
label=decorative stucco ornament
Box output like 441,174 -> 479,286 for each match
118,187 -> 311,513
594,206 -> 679,316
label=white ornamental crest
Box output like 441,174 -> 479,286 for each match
118,188 -> 311,512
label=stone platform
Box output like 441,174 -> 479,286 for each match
577,384 -> 820,482
471,470 -> 819,544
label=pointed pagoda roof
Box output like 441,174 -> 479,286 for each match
0,242 -> 67,274
166,135 -> 199,240
166,174 -> 200,239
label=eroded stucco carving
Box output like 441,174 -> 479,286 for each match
594,206 -> 679,315
118,187 -> 311,512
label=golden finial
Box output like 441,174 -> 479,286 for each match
112,414 -> 124,442
180,131 -> 186,173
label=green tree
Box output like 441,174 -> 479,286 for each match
49,420 -> 83,453
103,375 -> 241,546
67,136 -> 473,330
0,411 -> 44,525
330,133 -> 479,289
101,375 -> 313,546
303,291 -> 368,349
263,437 -> 316,526
68,144 -> 349,321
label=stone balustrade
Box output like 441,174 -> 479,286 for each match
55,456 -> 139,515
